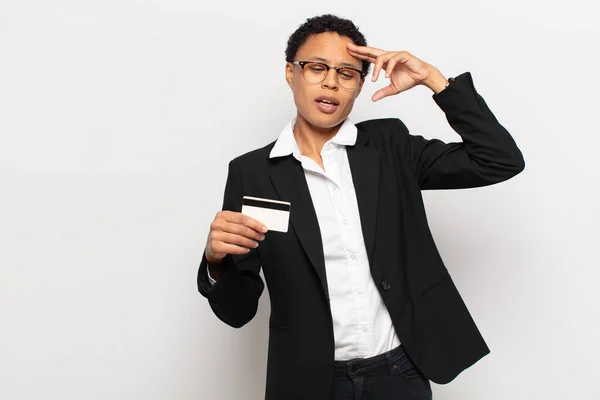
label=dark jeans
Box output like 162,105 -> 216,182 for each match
332,344 -> 432,400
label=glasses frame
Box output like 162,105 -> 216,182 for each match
291,60 -> 367,89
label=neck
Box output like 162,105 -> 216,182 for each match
293,113 -> 343,157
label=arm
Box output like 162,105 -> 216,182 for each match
197,161 -> 264,328
396,71 -> 525,190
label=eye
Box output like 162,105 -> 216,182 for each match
339,69 -> 358,79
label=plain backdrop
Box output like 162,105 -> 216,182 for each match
1,1 -> 599,399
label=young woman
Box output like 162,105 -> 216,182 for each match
198,14 -> 525,400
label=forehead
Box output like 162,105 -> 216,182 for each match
296,32 -> 359,68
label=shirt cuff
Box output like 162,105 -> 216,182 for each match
207,265 -> 217,286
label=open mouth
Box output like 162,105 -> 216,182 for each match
315,98 -> 339,113
316,99 -> 338,106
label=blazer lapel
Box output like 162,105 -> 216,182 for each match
269,157 -> 329,298
268,127 -> 380,301
347,132 -> 380,271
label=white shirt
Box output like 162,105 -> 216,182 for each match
208,116 -> 401,360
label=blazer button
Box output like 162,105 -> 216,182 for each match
381,280 -> 391,291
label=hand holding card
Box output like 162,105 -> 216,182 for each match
204,209 -> 268,272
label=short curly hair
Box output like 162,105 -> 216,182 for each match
285,14 -> 371,76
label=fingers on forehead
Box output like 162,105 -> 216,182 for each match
348,50 -> 376,63
360,46 -> 385,57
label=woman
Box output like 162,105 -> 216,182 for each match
198,14 -> 524,400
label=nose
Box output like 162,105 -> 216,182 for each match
321,68 -> 339,89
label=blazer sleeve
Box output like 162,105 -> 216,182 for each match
395,71 -> 525,190
197,160 -> 264,328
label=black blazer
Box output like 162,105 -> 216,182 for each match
197,71 -> 525,400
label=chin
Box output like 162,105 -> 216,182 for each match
309,116 -> 342,129
304,110 -> 347,128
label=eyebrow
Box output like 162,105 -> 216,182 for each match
309,56 -> 359,69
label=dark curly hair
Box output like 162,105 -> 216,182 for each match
285,14 -> 371,76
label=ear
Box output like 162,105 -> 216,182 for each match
355,78 -> 365,97
285,62 -> 294,91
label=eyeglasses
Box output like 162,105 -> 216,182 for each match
291,61 -> 366,90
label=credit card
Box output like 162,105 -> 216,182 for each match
241,196 -> 291,233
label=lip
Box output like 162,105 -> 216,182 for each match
315,95 -> 340,105
315,96 -> 340,114
315,100 -> 338,114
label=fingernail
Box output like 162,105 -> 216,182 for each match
261,226 -> 268,233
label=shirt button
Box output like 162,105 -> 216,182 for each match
362,327 -> 368,332
358,291 -> 363,296
351,253 -> 357,260
343,219 -> 348,225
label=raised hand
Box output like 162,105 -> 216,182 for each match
347,42 -> 445,101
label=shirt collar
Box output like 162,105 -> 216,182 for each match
269,116 -> 357,160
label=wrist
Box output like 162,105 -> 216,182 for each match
205,250 -> 224,265
422,68 -> 448,94
208,262 -> 226,281
206,253 -> 227,281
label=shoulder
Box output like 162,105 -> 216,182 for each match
355,117 -> 398,130
354,117 -> 410,146
227,139 -> 277,172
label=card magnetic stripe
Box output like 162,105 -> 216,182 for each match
242,198 -> 291,212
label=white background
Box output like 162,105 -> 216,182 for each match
1,1 -> 599,399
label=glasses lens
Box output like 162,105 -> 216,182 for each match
337,68 -> 361,89
302,62 -> 361,89
302,62 -> 328,84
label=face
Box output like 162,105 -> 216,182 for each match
286,32 -> 364,129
